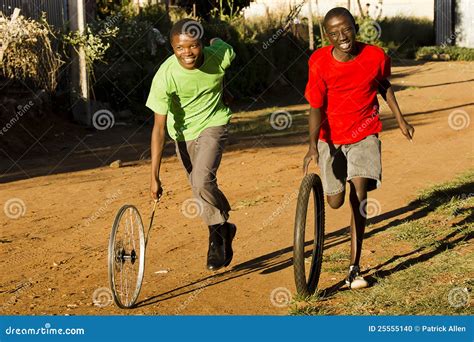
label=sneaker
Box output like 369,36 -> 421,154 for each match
345,265 -> 369,289
206,224 -> 226,271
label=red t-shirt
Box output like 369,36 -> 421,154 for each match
305,42 -> 391,144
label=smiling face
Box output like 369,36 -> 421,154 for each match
171,33 -> 203,70
324,15 -> 358,60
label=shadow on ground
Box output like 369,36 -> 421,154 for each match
133,177 -> 473,308
3,97 -> 472,184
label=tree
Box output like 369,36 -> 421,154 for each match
176,0 -> 250,19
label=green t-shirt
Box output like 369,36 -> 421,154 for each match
146,39 -> 236,141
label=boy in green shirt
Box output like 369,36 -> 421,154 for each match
147,19 -> 236,271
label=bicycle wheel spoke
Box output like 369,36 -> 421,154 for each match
109,205 -> 147,309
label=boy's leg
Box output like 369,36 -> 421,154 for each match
317,140 -> 347,207
175,125 -> 234,270
175,126 -> 231,223
343,134 -> 382,288
348,177 -> 368,266
188,125 -> 231,225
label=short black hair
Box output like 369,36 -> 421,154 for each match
323,7 -> 356,31
169,18 -> 204,41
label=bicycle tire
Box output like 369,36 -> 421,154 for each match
293,173 -> 325,297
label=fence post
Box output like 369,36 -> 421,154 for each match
308,0 -> 315,50
68,0 -> 90,125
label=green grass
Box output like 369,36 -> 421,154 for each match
393,220 -> 438,248
229,108 -> 307,137
233,196 -> 267,209
322,250 -> 351,262
339,251 -> 473,315
416,46 -> 474,61
292,170 -> 474,315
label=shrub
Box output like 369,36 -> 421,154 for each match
415,46 -> 474,61
378,16 -> 434,58
91,5 -> 172,112
0,12 -> 63,92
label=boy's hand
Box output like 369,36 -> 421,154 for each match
399,120 -> 415,141
303,145 -> 319,175
210,38 -> 222,45
150,178 -> 163,200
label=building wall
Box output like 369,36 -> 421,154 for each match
243,0 -> 435,20
455,0 -> 474,48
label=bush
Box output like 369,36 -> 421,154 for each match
91,5 -> 172,113
202,16 -> 311,98
81,6 -> 440,115
89,5 -> 313,114
415,46 -> 474,61
379,16 -> 434,55
0,12 -> 63,92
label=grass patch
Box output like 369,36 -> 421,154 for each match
393,220 -> 438,248
292,170 -> 474,315
229,108 -> 308,137
323,250 -> 351,262
340,251 -> 473,315
233,196 -> 267,209
416,46 -> 474,61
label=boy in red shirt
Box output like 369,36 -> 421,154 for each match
303,7 -> 414,289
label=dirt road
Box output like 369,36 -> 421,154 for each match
1,61 -> 473,315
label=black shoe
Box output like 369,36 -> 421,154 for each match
207,224 -> 226,271
223,223 -> 237,267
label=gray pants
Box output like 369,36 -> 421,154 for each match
175,125 -> 231,226
318,134 -> 382,195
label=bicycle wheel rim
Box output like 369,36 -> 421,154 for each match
108,205 -> 146,308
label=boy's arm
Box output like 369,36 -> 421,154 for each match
150,114 -> 166,200
303,107 -> 322,175
379,79 -> 415,141
210,38 -> 234,105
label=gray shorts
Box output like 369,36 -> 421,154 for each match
318,134 -> 382,195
